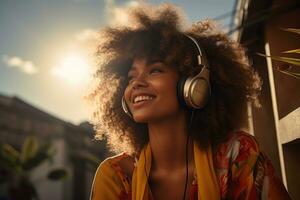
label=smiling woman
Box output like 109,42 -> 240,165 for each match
51,54 -> 91,85
88,3 -> 290,200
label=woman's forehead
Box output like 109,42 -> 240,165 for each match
129,57 -> 163,69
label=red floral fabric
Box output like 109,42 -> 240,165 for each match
92,131 -> 291,199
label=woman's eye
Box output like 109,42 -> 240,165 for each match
150,68 -> 163,74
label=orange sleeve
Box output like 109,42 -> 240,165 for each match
90,158 -> 125,200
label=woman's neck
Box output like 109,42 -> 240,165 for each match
147,111 -> 194,173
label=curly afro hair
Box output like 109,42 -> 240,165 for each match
88,3 -> 262,154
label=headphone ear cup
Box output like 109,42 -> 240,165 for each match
177,76 -> 187,107
178,71 -> 211,109
188,77 -> 210,109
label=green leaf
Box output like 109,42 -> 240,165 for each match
20,136 -> 38,164
281,28 -> 300,35
283,49 -> 300,54
279,70 -> 300,79
22,143 -> 52,171
0,143 -> 20,171
257,53 -> 300,66
47,168 -> 68,181
1,143 -> 20,160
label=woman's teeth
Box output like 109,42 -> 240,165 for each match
133,95 -> 154,103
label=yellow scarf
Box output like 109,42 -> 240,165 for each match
131,142 -> 220,200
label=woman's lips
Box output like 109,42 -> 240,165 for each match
131,97 -> 155,109
133,95 -> 154,103
131,93 -> 156,103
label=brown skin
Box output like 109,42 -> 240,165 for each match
123,58 -> 196,199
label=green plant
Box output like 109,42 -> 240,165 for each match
257,28 -> 300,79
0,136 -> 68,200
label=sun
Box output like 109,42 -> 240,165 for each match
52,54 -> 92,85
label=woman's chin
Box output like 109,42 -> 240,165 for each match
132,108 -> 185,123
132,115 -> 151,123
132,113 -> 157,123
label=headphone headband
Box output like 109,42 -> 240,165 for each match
184,34 -> 210,70
184,34 -> 203,66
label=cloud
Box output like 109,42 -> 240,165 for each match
73,28 -> 100,56
104,0 -> 140,26
73,0 -> 141,48
2,55 -> 39,75
59,0 -> 141,79
75,29 -> 99,42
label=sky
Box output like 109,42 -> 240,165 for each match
0,0 -> 236,124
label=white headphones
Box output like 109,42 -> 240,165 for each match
122,34 -> 211,118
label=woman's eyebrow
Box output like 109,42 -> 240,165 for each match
147,59 -> 165,67
127,59 -> 164,76
146,59 -> 164,66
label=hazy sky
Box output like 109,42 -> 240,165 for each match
0,0 -> 236,124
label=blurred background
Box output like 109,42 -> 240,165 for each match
0,0 -> 299,199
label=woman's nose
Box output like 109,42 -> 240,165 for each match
131,75 -> 148,89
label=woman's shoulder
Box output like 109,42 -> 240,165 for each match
213,130 -> 260,166
95,153 -> 135,186
96,153 -> 135,178
215,130 -> 259,151
213,131 -> 291,199
212,130 -> 261,198
91,153 -> 134,199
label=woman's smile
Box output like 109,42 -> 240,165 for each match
133,95 -> 154,103
130,92 -> 157,112
132,96 -> 155,109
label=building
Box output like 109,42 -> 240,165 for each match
0,93 -> 109,200
232,0 -> 300,199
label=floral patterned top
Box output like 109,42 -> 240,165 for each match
91,131 -> 291,199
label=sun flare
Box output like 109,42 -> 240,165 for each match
52,55 -> 91,85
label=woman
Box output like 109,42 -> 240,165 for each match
89,3 -> 290,200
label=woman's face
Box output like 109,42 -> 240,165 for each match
124,57 -> 182,123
